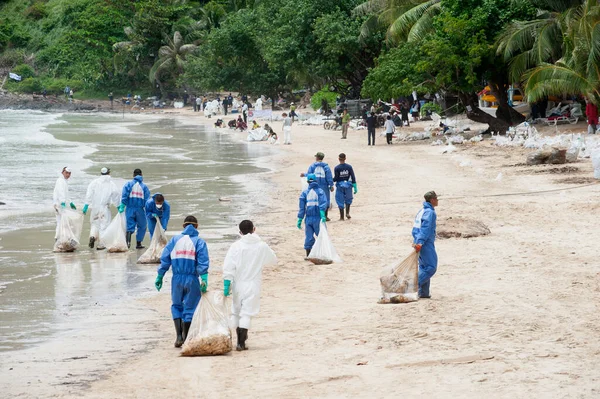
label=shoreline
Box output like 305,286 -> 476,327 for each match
4,107 -> 600,398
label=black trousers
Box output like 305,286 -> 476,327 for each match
386,133 -> 393,144
224,105 -> 228,115
368,127 -> 375,145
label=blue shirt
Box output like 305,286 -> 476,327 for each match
333,163 -> 357,184
158,225 -> 209,277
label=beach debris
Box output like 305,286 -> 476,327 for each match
137,221 -> 168,264
379,251 -> 419,304
437,217 -> 491,239
307,222 -> 342,265
448,135 -> 464,144
459,160 -> 472,167
526,147 -> 567,165
470,135 -> 483,142
181,291 -> 232,356
218,197 -> 231,202
101,213 -> 128,253
495,173 -> 503,181
54,210 -> 84,252
431,139 -> 444,146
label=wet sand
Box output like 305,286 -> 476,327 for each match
3,113 -> 600,398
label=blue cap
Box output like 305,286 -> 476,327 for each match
306,173 -> 317,182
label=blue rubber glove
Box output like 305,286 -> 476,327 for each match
297,218 -> 302,229
151,213 -> 158,219
320,210 -> 326,223
70,202 -> 76,210
200,274 -> 208,293
224,280 -> 231,297
82,204 -> 89,215
155,274 -> 163,291
353,183 -> 358,195
60,202 -> 66,209
118,204 -> 125,213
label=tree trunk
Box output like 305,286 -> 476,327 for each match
489,81 -> 526,126
458,92 -> 510,134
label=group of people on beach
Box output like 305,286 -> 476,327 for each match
51,111 -> 439,352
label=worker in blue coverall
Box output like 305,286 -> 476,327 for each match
300,152 -> 334,221
118,168 -> 151,249
333,153 -> 358,220
155,215 -> 209,348
412,191 -> 438,299
297,173 -> 328,258
145,193 -> 170,238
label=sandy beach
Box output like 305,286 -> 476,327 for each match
3,110 -> 600,398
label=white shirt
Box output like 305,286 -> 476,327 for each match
53,176 -> 70,205
85,175 -> 120,209
223,234 -> 277,285
384,120 -> 396,133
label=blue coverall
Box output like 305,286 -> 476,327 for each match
158,224 -> 210,322
145,194 -> 171,238
412,202 -> 438,298
306,162 -> 334,208
333,163 -> 357,209
121,175 -> 151,242
298,181 -> 328,250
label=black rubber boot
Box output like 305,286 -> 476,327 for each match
339,208 -> 345,221
88,236 -> 95,249
136,241 -> 145,249
182,321 -> 191,342
325,209 -> 331,222
237,328 -> 248,351
126,232 -> 132,249
173,318 -> 184,348
346,204 -> 351,220
236,327 -> 242,351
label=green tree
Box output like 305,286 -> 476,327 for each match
149,31 -> 197,93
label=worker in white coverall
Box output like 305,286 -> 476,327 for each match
223,220 -> 277,351
82,167 -> 120,249
53,166 -> 76,239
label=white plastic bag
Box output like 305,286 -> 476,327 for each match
137,220 -> 168,264
307,222 -> 342,265
101,213 -> 128,252
592,150 -> 600,179
300,177 -> 308,192
379,251 -> 419,304
181,291 -> 232,356
54,210 -> 84,252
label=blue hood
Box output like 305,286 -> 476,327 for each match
181,224 -> 199,237
308,181 -> 320,190
134,175 -> 144,183
423,201 -> 434,210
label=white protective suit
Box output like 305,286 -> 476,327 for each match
53,176 -> 71,238
85,175 -> 120,241
223,233 -> 277,329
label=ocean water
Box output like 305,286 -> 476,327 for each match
0,111 -> 273,351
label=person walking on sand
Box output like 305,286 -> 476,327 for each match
412,191 -> 438,299
118,168 -> 151,249
300,152 -> 334,221
223,97 -> 229,115
290,102 -> 297,123
585,97 -> 598,135
341,109 -> 351,139
384,115 -> 395,145
82,167 -> 120,249
223,220 -> 277,351
145,193 -> 170,238
366,111 -> 377,146
333,153 -> 357,220
242,101 -> 249,124
282,112 -> 292,144
155,216 -> 209,348
297,174 -> 328,258
108,92 -> 114,109
53,166 -> 77,240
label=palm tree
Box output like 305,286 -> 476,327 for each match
354,0 -> 441,44
149,31 -> 197,90
498,0 -> 600,103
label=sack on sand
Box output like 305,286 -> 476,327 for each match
379,251 -> 419,304
53,209 -> 84,252
307,221 -> 342,265
102,213 -> 128,253
137,220 -> 168,264
181,291 -> 232,356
